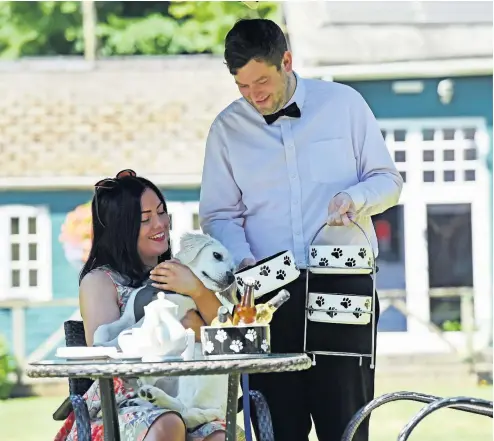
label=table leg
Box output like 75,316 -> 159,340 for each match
226,373 -> 240,441
99,378 -> 121,441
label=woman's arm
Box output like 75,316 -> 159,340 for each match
79,271 -> 121,346
149,261 -> 222,325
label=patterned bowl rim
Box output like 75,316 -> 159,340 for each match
201,324 -> 270,330
235,250 -> 296,274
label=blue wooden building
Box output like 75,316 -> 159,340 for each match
0,1 -> 492,362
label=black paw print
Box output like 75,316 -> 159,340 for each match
358,248 -> 367,259
345,258 -> 356,268
236,277 -> 243,287
276,270 -> 286,280
315,296 -> 325,307
340,297 -> 351,308
254,280 -> 261,290
259,265 -> 271,276
311,248 -> 318,258
353,307 -> 363,319
283,256 -> 291,266
326,307 -> 338,318
308,306 -> 314,316
331,247 -> 343,259
319,257 -> 329,267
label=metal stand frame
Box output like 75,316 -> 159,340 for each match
303,220 -> 378,369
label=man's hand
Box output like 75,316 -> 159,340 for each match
327,192 -> 356,226
237,257 -> 256,272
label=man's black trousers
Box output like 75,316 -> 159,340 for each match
246,272 -> 380,441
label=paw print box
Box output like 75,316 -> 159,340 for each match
200,325 -> 271,357
235,250 -> 300,299
308,226 -> 374,275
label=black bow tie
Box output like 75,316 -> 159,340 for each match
263,102 -> 301,125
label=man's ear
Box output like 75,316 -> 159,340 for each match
174,233 -> 214,265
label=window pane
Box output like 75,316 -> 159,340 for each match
464,170 -> 476,181
192,213 -> 200,231
464,148 -> 477,161
423,150 -> 435,162
394,151 -> 406,162
10,218 -> 19,235
11,243 -> 20,261
28,217 -> 37,234
11,270 -> 20,287
443,150 -> 455,161
29,270 -> 38,287
393,130 -> 407,142
29,243 -> 37,261
423,171 -> 435,182
443,170 -> 455,182
463,128 -> 476,140
422,129 -> 435,141
443,128 -> 455,140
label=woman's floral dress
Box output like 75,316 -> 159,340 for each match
54,267 -> 245,441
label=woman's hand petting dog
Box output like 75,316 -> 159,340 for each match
149,259 -> 207,298
181,309 -> 206,342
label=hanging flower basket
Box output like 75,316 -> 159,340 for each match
59,201 -> 93,269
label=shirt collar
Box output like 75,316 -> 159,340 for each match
240,71 -> 305,124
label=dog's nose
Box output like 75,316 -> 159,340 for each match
226,271 -> 235,285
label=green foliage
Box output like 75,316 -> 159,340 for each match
0,1 -> 280,58
0,335 -> 17,400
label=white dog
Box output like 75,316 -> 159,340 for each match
93,232 -> 236,429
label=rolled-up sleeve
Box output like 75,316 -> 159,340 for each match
199,120 -> 255,266
344,91 -> 403,217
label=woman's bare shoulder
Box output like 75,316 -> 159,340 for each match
80,269 -> 117,298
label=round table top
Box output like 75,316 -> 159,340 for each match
26,353 -> 312,379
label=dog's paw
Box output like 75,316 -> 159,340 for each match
138,385 -> 159,404
283,256 -> 292,266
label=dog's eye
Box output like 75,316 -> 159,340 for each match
213,252 -> 223,261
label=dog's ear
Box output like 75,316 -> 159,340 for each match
174,232 -> 215,265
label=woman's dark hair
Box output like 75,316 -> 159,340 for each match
80,174 -> 172,287
224,18 -> 288,75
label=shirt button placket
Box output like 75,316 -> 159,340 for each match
281,121 -> 305,266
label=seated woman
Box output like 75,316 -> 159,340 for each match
55,169 -> 241,441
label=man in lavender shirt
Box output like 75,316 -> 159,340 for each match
199,19 -> 403,441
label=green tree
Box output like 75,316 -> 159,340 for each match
0,1 -> 280,59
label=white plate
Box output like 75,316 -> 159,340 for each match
55,346 -> 118,360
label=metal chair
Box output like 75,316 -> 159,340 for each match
340,391 -> 493,441
53,320 -> 275,441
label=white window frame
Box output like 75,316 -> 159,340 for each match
377,117 -> 491,351
0,205 -> 52,301
166,202 -> 201,253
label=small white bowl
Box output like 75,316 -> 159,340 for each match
235,250 -> 300,299
308,245 -> 373,274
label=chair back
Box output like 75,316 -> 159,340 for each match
64,320 -> 94,396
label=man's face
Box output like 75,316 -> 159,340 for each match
234,52 -> 293,115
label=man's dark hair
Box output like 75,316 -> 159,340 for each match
224,18 -> 288,75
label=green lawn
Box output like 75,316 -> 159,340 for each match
0,377 -> 492,441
